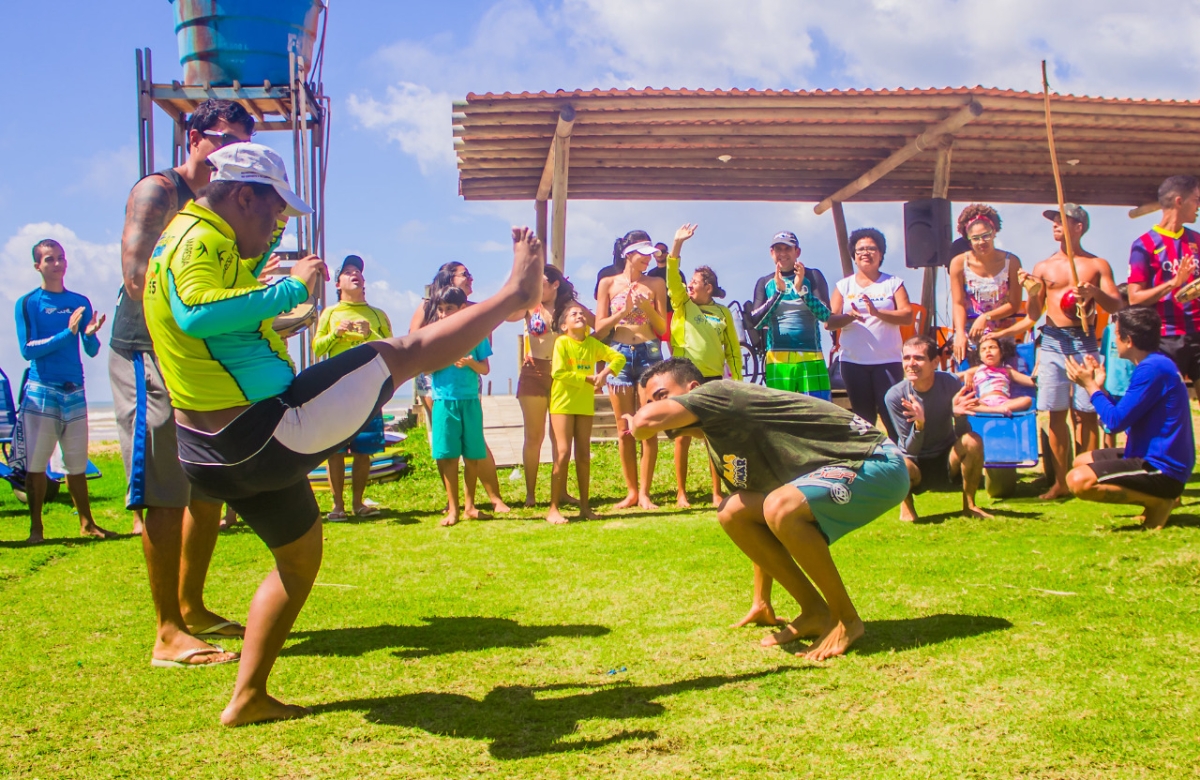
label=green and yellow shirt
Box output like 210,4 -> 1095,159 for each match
143,202 -> 308,411
312,300 -> 392,359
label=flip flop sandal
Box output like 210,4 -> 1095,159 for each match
354,506 -> 381,518
326,510 -> 348,521
151,646 -> 239,669
192,620 -> 245,638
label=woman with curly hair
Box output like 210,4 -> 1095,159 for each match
948,204 -> 1028,364
505,264 -> 585,506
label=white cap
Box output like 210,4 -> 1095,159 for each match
206,142 -> 312,218
622,240 -> 657,257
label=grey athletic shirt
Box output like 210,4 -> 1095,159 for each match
884,372 -> 969,458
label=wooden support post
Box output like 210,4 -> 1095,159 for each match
831,201 -> 853,278
1129,202 -> 1159,219
548,107 -> 575,270
814,101 -> 982,215
921,142 -> 954,335
535,199 -> 548,244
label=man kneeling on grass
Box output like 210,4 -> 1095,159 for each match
626,358 -> 910,660
1064,306 -> 1195,529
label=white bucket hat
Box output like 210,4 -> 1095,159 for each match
206,142 -> 313,218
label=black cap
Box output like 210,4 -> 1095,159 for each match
338,254 -> 364,277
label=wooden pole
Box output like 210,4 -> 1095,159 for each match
535,199 -> 548,244
831,201 -> 853,277
1042,60 -> 1088,336
814,101 -> 982,215
550,113 -> 572,270
536,107 -> 576,201
1129,202 -> 1159,219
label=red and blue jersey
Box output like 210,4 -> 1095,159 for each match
1128,225 -> 1200,336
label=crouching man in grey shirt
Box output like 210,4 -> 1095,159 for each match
885,336 -> 988,521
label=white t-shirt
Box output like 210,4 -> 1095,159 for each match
835,273 -> 906,365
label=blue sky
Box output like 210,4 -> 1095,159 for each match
1,0 -> 1196,402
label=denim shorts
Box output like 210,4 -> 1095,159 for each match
607,341 -> 663,388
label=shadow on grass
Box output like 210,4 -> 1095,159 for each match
1111,512 -> 1200,532
323,508 -> 423,526
317,666 -> 800,759
283,616 -> 610,659
853,613 -> 1013,655
0,533 -> 128,549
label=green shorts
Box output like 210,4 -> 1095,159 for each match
431,398 -> 487,461
788,441 -> 910,545
764,350 -> 831,401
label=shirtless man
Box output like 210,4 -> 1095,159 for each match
1022,205 -> 1123,500
629,358 -> 910,660
112,99 -> 255,668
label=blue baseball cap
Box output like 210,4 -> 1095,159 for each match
770,231 -> 800,249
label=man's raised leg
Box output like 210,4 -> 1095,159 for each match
951,432 -> 992,519
221,520 -> 322,726
180,498 -> 242,637
716,492 -> 830,645
761,485 -> 863,660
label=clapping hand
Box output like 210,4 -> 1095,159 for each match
68,307 -> 85,334
84,311 -> 106,337
899,393 -> 926,427
1172,255 -> 1198,289
951,386 -> 980,417
860,295 -> 880,319
1065,353 -> 1105,393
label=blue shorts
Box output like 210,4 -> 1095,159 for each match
607,341 -> 662,388
431,398 -> 487,461
788,441 -> 910,545
1037,346 -> 1101,413
347,413 -> 386,455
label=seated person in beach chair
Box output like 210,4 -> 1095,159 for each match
957,335 -> 1035,416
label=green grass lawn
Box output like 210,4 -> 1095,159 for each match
1,430 -> 1198,778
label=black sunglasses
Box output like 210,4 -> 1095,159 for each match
201,130 -> 249,148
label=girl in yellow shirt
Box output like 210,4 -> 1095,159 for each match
548,302 -> 626,524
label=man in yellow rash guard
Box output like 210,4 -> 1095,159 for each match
144,142 -> 547,727
312,255 -> 393,519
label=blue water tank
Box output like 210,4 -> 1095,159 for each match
171,0 -> 324,86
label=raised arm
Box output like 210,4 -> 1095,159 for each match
120,175 -> 176,302
628,398 -> 700,441
720,307 -> 743,382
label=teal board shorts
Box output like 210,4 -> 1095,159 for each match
431,398 -> 487,460
788,440 -> 910,545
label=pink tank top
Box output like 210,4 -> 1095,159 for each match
974,365 -> 1010,404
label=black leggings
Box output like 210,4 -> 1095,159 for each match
841,361 -> 903,441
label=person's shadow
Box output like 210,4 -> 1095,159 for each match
282,616 -> 610,659
317,667 -> 801,759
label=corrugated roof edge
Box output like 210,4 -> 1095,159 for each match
463,86 -> 1196,106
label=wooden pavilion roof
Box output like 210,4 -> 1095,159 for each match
453,87 -> 1200,209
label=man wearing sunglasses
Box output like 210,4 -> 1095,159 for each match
1021,204 -> 1123,501
110,99 -> 255,669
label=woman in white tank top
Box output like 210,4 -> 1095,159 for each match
828,228 -> 913,440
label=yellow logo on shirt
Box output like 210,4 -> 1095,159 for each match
722,454 -> 747,488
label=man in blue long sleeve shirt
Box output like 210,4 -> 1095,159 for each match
14,239 -> 114,544
1065,306 -> 1195,529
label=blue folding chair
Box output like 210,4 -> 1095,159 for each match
968,410 -> 1040,469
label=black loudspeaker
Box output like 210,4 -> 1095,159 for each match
903,198 -> 953,268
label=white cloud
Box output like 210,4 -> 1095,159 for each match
365,279 -> 423,331
346,82 -> 456,174
0,223 -> 122,401
474,240 -> 507,253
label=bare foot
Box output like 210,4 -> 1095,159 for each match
676,493 -> 692,509
440,513 -> 460,527
578,507 -> 601,520
546,507 -> 569,525
711,494 -> 725,507
463,507 -> 493,520
731,602 -> 787,629
798,616 -> 865,661
1141,499 -> 1175,530
153,634 -> 239,666
523,497 -> 538,508
963,504 -> 994,519
898,502 -> 917,523
25,530 -> 44,545
508,226 -> 545,308
490,500 -> 512,515
637,494 -> 659,511
186,611 -> 246,638
80,523 -> 118,540
563,494 -> 581,507
221,693 -> 311,727
1038,484 -> 1072,500
761,610 -> 830,646
131,518 -> 144,535
613,493 -> 639,510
